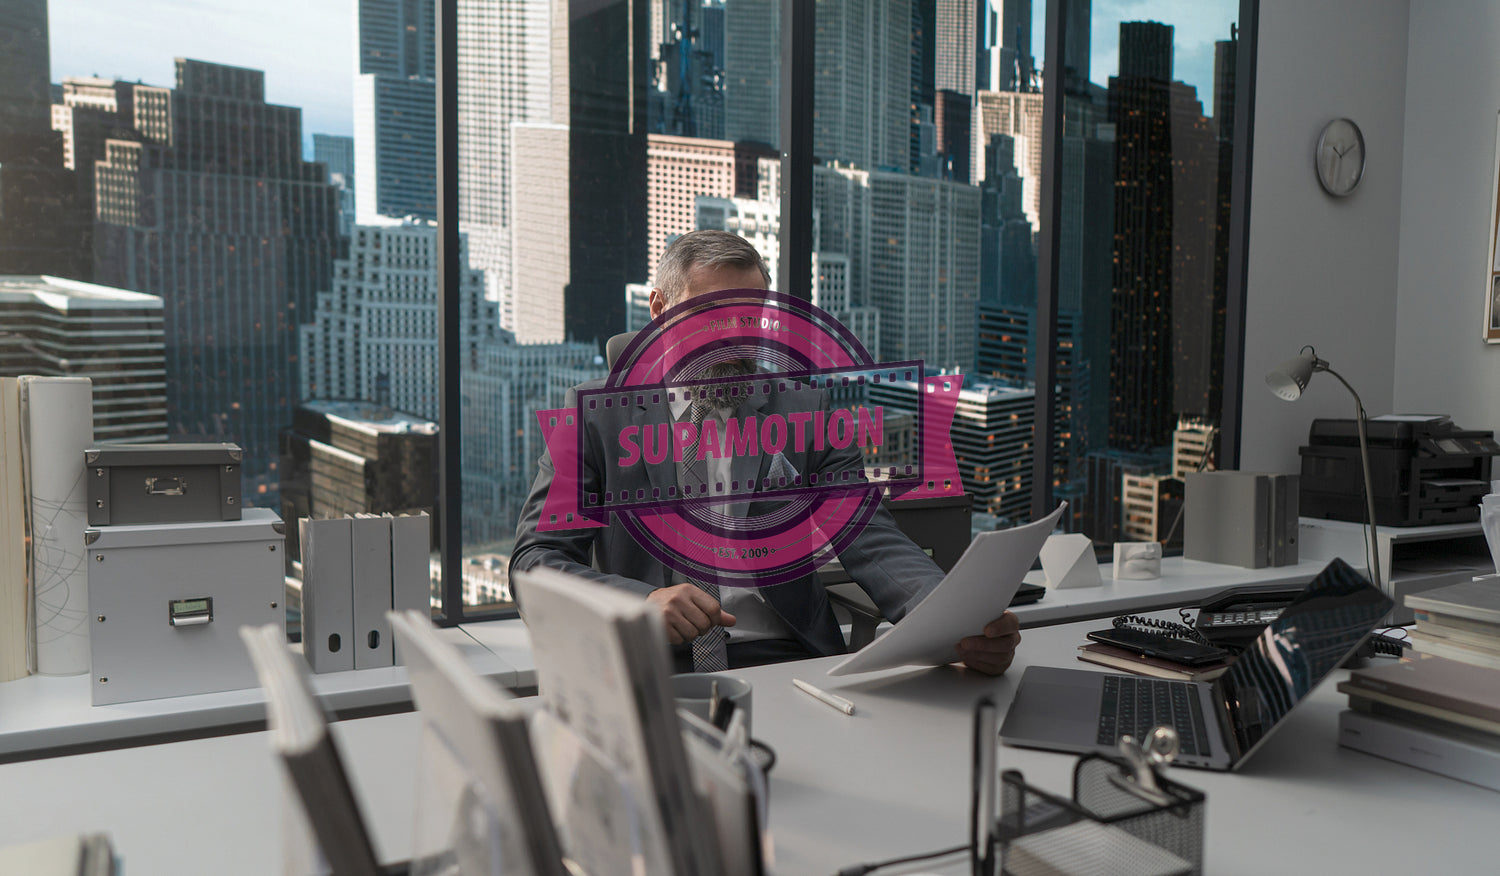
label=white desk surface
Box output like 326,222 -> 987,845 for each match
0,627 -> 513,760
4,615 -> 1498,875
464,555 -> 1334,690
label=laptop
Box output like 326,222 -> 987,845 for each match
999,558 -> 1392,771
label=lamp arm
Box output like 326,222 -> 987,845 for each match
1319,364 -> 1383,588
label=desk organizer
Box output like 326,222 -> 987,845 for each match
994,754 -> 1205,876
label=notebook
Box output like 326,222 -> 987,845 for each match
1000,558 -> 1392,771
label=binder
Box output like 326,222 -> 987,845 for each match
299,517 -> 354,673
389,512 -> 431,665
350,515 -> 394,669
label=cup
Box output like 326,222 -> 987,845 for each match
671,673 -> 752,734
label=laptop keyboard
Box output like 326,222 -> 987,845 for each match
1096,675 -> 1213,757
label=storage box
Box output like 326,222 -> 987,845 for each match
86,508 -> 286,705
84,443 -> 243,526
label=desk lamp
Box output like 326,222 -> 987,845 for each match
1265,347 -> 1381,587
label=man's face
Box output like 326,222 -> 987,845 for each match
649,262 -> 768,320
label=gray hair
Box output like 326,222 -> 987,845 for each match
655,229 -> 772,306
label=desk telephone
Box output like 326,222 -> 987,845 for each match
1096,588 -> 1304,662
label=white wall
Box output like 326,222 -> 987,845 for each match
1393,1 -> 1500,431
1240,0 -> 1411,473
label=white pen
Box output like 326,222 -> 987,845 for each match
793,678 -> 855,715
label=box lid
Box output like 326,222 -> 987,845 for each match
84,507 -> 282,549
84,443 -> 243,466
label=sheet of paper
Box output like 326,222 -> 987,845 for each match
826,503 -> 1066,676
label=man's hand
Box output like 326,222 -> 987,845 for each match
647,583 -> 737,645
955,611 -> 1021,675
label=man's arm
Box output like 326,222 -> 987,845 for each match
508,388 -> 736,642
509,385 -> 656,599
817,408 -> 1020,675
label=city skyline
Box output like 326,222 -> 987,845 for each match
49,0 -> 1236,157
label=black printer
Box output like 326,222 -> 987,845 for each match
1299,416 -> 1500,527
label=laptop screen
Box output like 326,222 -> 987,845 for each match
1209,558 -> 1393,764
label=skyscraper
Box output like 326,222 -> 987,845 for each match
0,0 -> 91,281
989,0 -> 1033,92
1106,21 -> 1217,451
300,219 -> 495,420
935,0 -> 976,99
814,0 -> 912,173
461,335 -> 603,545
646,134 -> 738,275
0,275 -> 167,443
565,0 -> 650,348
866,170 -> 981,373
93,59 -> 342,499
723,0 -> 779,147
314,133 -> 356,237
355,0 -> 437,222
456,0 -> 554,325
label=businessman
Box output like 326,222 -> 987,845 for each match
511,230 -> 1020,674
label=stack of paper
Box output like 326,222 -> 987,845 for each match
514,565 -> 722,876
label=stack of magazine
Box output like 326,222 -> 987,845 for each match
1337,577 -> 1500,790
514,565 -> 767,876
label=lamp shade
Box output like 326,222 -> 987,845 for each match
1265,351 -> 1317,401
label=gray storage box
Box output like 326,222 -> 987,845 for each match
86,508 -> 286,705
85,443 -> 243,525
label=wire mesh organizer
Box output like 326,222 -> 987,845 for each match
991,754 -> 1205,876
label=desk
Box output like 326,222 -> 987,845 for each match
467,556 -> 1338,692
0,627 -> 514,762
3,616 -> 1498,874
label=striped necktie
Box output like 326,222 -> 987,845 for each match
679,398 -> 728,672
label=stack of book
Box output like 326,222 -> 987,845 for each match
1336,577 -> 1500,790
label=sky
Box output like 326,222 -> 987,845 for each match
49,0 -> 1237,157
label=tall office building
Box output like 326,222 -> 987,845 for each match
1172,416 -> 1217,477
870,378 -> 1034,523
933,89 -> 974,183
814,0 -> 912,173
1121,470 -> 1182,543
911,0 -> 936,175
935,0 -> 977,99
0,0 -> 90,281
93,59 -> 343,499
988,0 -> 1034,91
565,0 -> 650,349
300,219 -> 495,421
0,275 -> 167,443
355,0 -> 437,222
972,90 -> 1043,221
278,400 -> 439,564
510,122 -> 570,343
723,0 -> 779,147
646,135 -> 738,276
975,304 -> 1090,487
461,334 -> 603,545
978,133 -> 1036,308
314,134 -> 357,237
650,2 -> 725,139
1107,21 -> 1218,451
1082,447 -> 1167,544
866,171 -> 981,374
456,0 -> 554,322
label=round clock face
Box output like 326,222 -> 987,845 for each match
1315,118 -> 1365,196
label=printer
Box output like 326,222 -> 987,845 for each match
1299,415 -> 1500,527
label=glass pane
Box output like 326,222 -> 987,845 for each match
1048,1 -> 1240,549
35,1 -> 442,628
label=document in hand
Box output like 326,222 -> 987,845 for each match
826,503 -> 1066,676
512,565 -> 721,876
388,610 -> 566,876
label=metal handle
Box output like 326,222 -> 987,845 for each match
145,476 -> 187,496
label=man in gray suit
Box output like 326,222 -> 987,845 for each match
511,231 -> 1020,673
